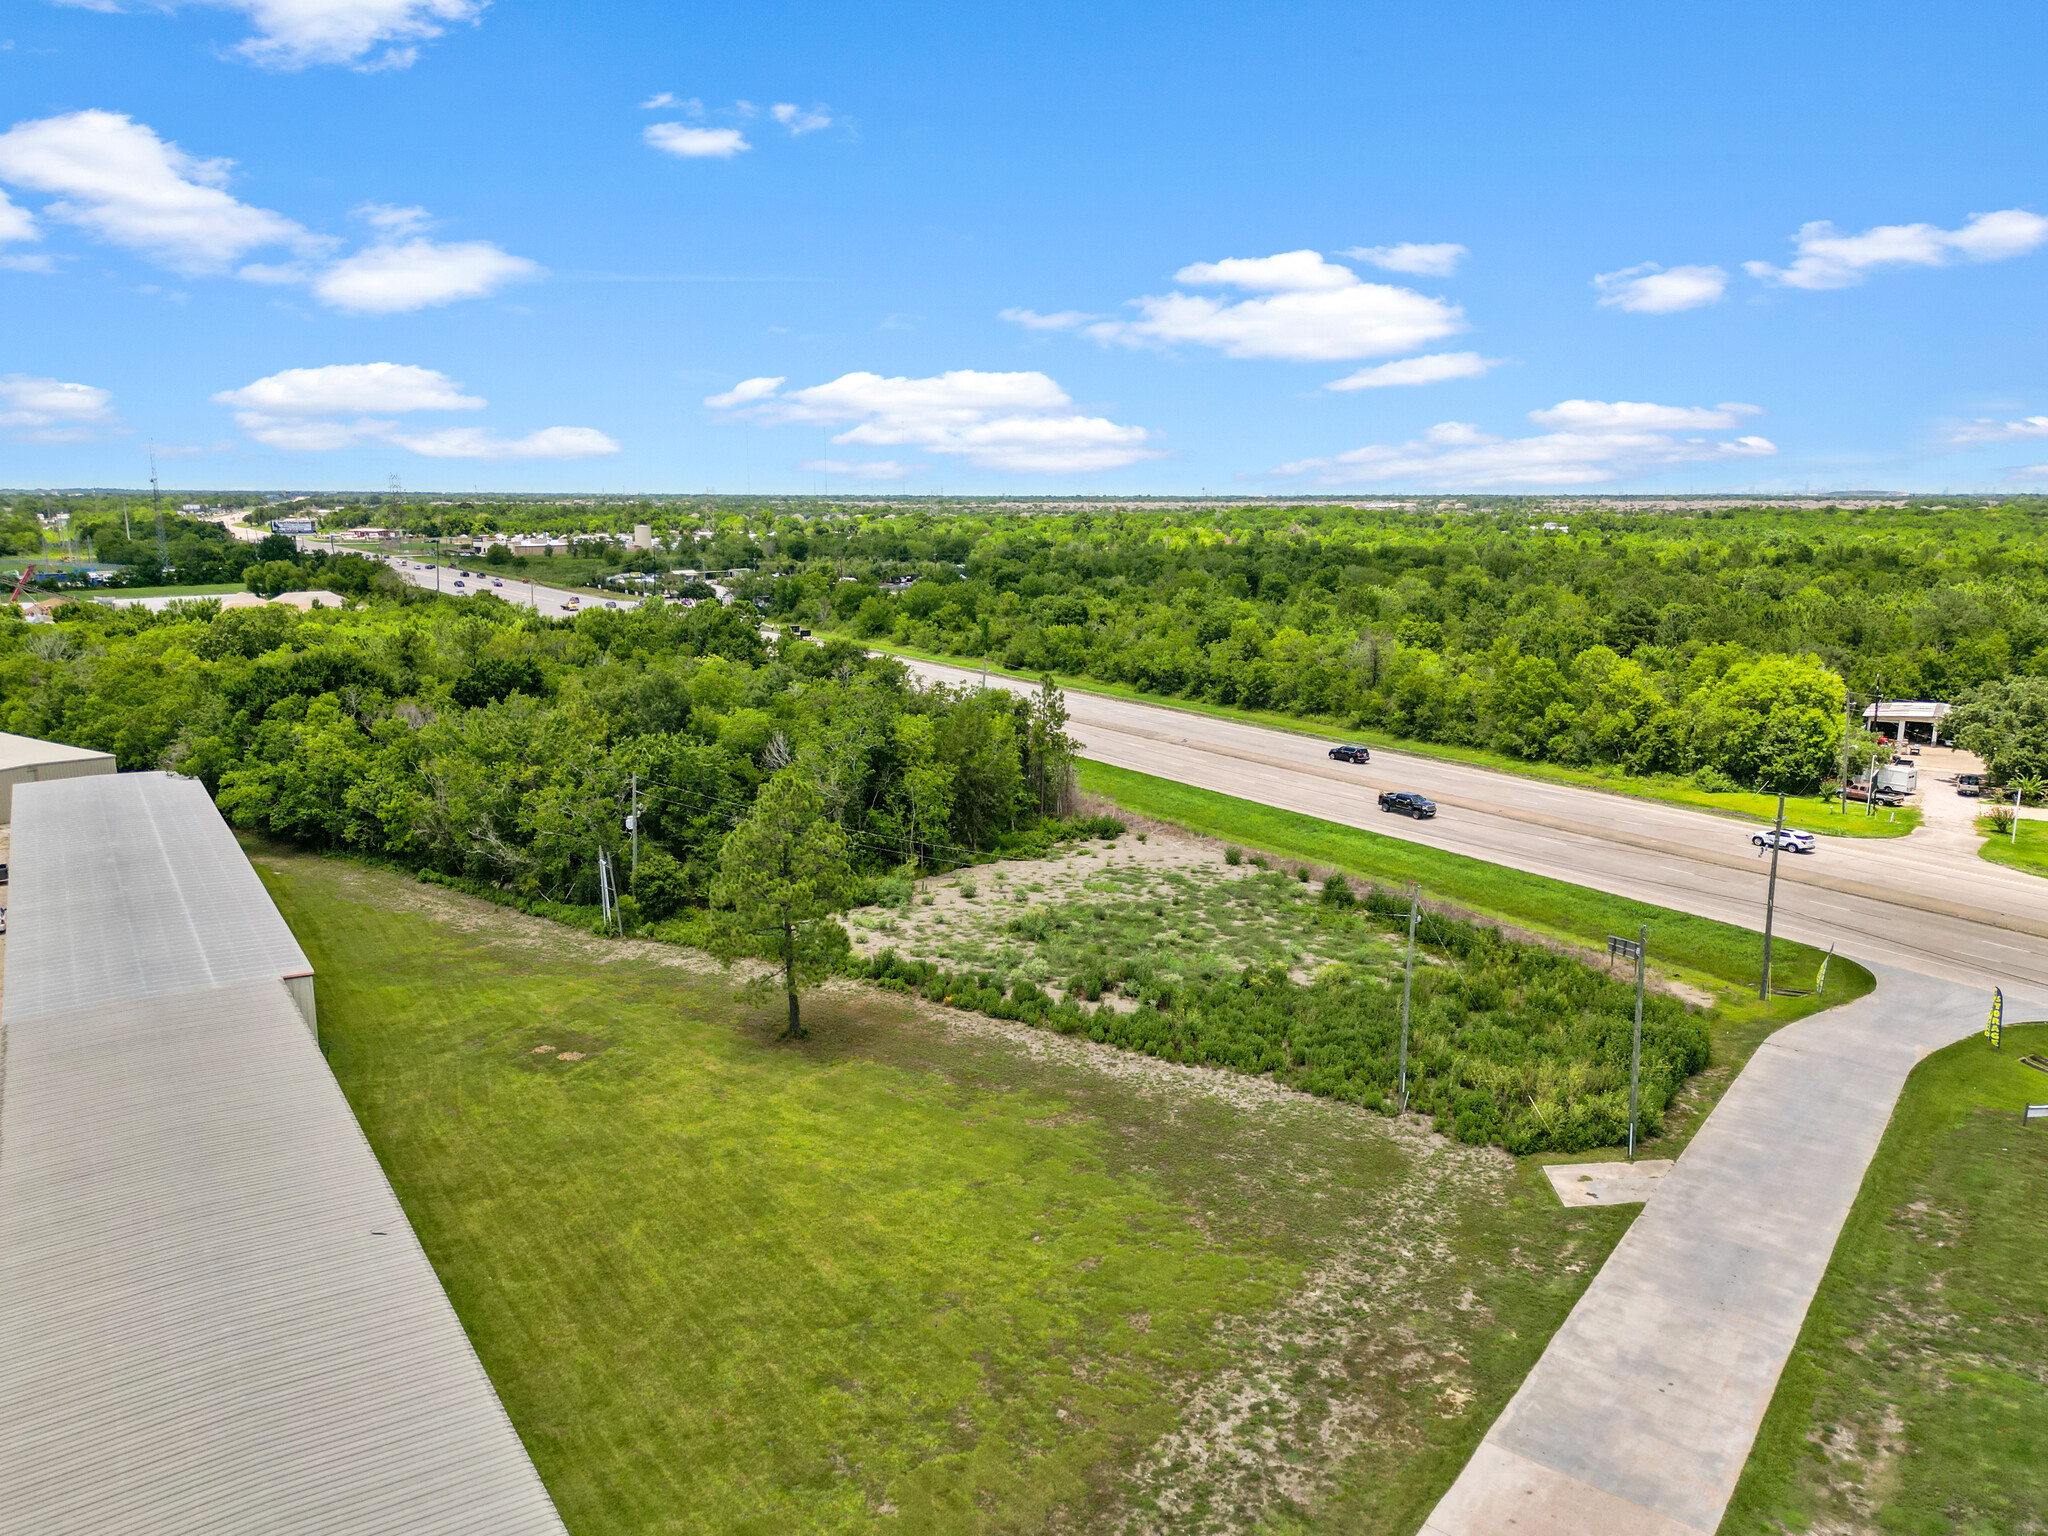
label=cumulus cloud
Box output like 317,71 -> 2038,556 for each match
0,373 -> 119,442
215,362 -> 612,458
1326,351 -> 1501,391
212,361 -> 485,416
705,369 -> 1160,474
1341,242 -> 1467,276
1083,249 -> 1465,361
50,0 -> 486,71
1274,398 -> 1775,489
770,103 -> 832,134
310,234 -> 539,313
802,458 -> 918,480
0,188 -> 37,244
645,123 -> 749,159
1745,209 -> 2048,289
703,376 -> 784,409
0,109 -> 321,273
1949,414 -> 2048,444
998,307 -> 1099,331
384,425 -> 619,459
1593,262 -> 1728,314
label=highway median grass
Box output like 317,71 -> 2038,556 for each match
839,632 -> 1918,840
1723,1022 -> 2048,1535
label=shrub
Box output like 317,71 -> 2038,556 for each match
1224,845 -> 1243,865
1320,872 -> 1355,907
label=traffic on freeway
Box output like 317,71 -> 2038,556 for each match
889,654 -> 2048,993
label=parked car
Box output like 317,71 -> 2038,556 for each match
1378,790 -> 1436,819
1328,744 -> 1371,763
1957,782 -> 1983,798
1753,828 -> 1816,854
1839,783 -> 1907,806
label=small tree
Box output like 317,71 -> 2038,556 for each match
705,772 -> 856,1040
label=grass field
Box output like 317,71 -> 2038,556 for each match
1723,1021 -> 2048,1535
1077,763 -> 1873,1161
1977,815 -> 2048,879
91,582 -> 246,600
837,633 -> 1918,840
260,848 -> 1644,1535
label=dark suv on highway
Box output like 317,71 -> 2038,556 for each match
1379,790 -> 1436,819
1328,744 -> 1371,763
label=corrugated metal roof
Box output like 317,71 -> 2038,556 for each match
0,775 -> 569,1536
4,773 -> 313,1027
0,730 -> 115,773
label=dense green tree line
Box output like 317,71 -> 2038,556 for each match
747,501 -> 2048,789
0,596 -> 1076,910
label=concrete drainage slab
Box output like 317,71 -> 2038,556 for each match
1544,1160 -> 1674,1207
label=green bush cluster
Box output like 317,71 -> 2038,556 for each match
853,894 -> 1708,1154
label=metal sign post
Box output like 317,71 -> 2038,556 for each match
1607,930 -> 1649,1160
1398,883 -> 1419,1113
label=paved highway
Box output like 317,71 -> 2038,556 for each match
894,656 -> 2048,991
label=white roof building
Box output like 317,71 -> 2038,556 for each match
0,773 -> 568,1536
0,730 -> 115,823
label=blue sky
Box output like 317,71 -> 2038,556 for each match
4,1 -> 2047,494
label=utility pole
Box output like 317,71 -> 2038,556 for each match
1758,791 -> 1786,1001
1398,883 -> 1419,1112
628,773 -> 640,878
150,452 -> 168,570
2012,783 -> 2023,846
1627,922 -> 1647,1161
1837,691 -> 1854,818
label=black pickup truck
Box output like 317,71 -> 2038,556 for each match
1378,790 -> 1437,819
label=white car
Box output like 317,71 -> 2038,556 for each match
1752,828 -> 1815,854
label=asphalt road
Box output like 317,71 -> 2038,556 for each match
894,656 -> 2048,991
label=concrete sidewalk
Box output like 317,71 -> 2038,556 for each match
1420,965 -> 2036,1536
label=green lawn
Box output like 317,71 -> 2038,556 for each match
839,632 -> 1917,839
260,848 -> 1638,1535
91,582 -> 246,600
1977,815 -> 2048,879
1723,1022 -> 2048,1535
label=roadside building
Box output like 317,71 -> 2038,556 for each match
268,588 -> 346,611
0,730 -> 115,823
0,773 -> 568,1536
1863,699 -> 1951,745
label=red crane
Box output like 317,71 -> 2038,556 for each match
7,565 -> 36,605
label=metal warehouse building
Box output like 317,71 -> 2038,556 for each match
0,773 -> 568,1536
0,730 -> 115,823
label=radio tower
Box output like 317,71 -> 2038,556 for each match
151,451 -> 169,568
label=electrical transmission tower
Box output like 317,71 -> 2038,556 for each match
151,452 -> 169,568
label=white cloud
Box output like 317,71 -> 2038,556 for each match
310,235 -> 539,312
0,109 -> 320,272
1745,209 -> 2048,290
384,425 -> 619,460
707,369 -> 1160,474
998,307 -> 1099,331
1274,398 -> 1776,489
1593,262 -> 1728,314
0,373 -> 119,442
355,200 -> 432,235
0,253 -> 58,273
770,103 -> 832,134
802,458 -> 917,480
1341,242 -> 1466,276
645,123 -> 749,159
1084,249 -> 1465,362
215,362 -> 611,458
703,376 -> 785,409
1949,414 -> 2048,445
0,187 -> 36,244
212,361 -> 485,416
48,0 -> 488,71
1527,399 -> 1759,431
1326,351 -> 1501,390
640,92 -> 695,111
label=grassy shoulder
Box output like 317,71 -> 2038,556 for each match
1723,1022 -> 2048,1535
259,846 -> 1637,1536
831,630 -> 1918,840
1079,760 -> 1874,1161
91,582 -> 246,600
1977,814 -> 2048,879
